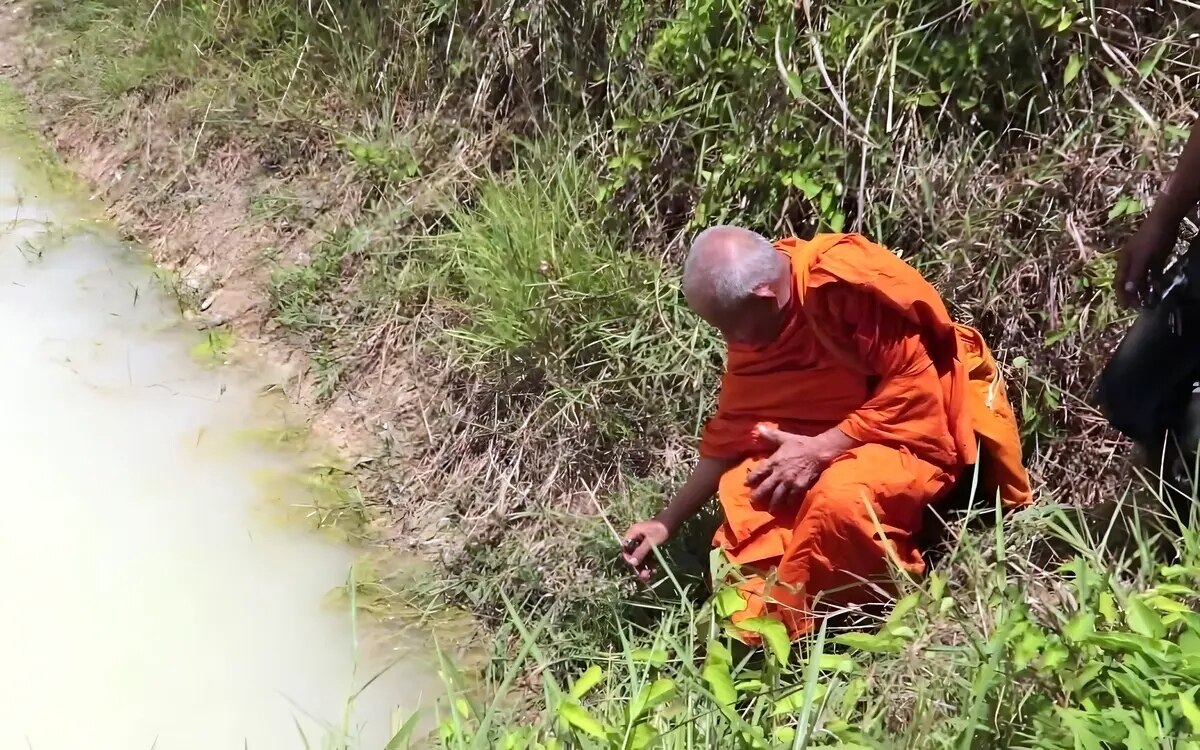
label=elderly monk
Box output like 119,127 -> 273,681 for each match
621,227 -> 1031,641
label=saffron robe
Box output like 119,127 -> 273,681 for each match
699,233 -> 1031,639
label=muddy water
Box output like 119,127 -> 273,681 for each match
0,156 -> 438,744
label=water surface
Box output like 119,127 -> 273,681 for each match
0,148 -> 436,748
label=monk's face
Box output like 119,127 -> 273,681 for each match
694,278 -> 793,347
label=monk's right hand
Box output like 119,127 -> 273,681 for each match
621,519 -> 670,582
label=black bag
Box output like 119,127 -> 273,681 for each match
1096,234 -> 1200,485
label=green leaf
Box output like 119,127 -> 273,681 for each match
1014,626 -> 1047,671
714,587 -> 748,619
384,712 -> 423,750
817,652 -> 856,673
1065,609 -> 1096,643
887,592 -> 921,626
1181,687 -> 1200,732
454,697 -> 472,719
630,648 -> 670,666
1102,68 -> 1123,87
1039,639 -> 1070,671
829,212 -> 846,233
1146,594 -> 1191,615
1119,715 -> 1154,750
499,728 -> 529,750
737,617 -> 792,667
558,702 -> 607,739
1066,661 -> 1106,692
784,71 -> 804,99
1127,597 -> 1167,639
798,178 -> 822,200
834,631 -> 902,653
927,573 -> 946,600
1138,40 -> 1167,79
630,678 -> 676,721
1110,667 -> 1152,704
1099,591 -> 1118,625
772,684 -> 828,716
629,723 -> 658,750
1179,630 -> 1200,657
570,665 -> 605,700
1057,708 -> 1105,750
1064,54 -> 1084,85
702,643 -> 738,715
1160,565 -> 1200,580
1086,632 -> 1174,661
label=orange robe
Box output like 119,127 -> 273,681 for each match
701,234 -> 1031,640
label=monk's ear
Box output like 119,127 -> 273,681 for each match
750,283 -> 777,299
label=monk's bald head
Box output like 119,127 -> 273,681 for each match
682,225 -> 791,344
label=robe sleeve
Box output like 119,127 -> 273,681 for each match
698,376 -> 753,460
806,282 -> 960,468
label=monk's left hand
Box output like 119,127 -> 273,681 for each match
747,426 -> 847,511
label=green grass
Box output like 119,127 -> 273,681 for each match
15,0 -> 1200,748
392,495 -> 1200,749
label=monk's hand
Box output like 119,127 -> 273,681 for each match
747,426 -> 849,512
621,519 -> 670,582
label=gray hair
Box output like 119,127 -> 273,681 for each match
682,225 -> 785,311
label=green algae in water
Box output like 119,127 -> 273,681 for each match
189,326 -> 235,364
235,423 -> 312,450
0,81 -> 84,198
250,463 -> 371,543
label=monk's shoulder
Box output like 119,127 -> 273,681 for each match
808,234 -> 919,284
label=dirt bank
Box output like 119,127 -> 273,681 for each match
0,2 -> 465,567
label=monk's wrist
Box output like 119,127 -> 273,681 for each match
813,428 -> 856,464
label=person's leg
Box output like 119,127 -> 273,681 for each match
726,443 -> 953,639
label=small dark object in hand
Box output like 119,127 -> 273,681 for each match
622,537 -> 639,554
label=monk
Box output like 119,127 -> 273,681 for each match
621,227 -> 1032,640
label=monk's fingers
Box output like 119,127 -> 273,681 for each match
768,480 -> 795,513
791,469 -> 817,494
755,425 -> 797,446
624,536 -> 655,569
750,471 -> 781,502
745,460 -> 775,486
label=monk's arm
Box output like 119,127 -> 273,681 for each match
657,455 -> 734,532
622,455 -> 733,578
812,284 -> 954,460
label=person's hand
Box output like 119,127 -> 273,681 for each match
621,519 -> 671,582
746,426 -> 832,512
1117,215 -> 1179,308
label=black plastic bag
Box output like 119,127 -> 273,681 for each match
1096,234 -> 1200,495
